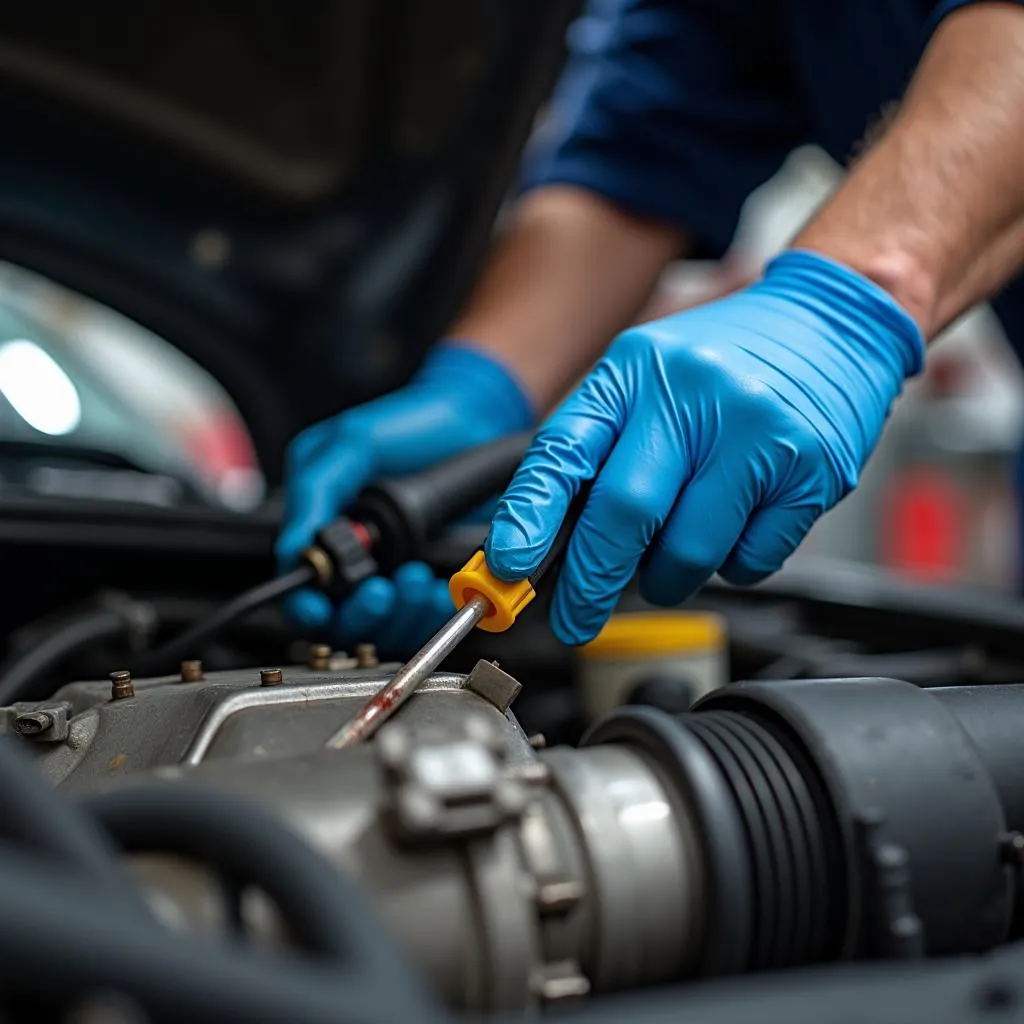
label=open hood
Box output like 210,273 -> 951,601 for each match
0,2 -> 578,485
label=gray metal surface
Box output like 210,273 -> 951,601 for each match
5,657 -> 711,1013
325,593 -> 492,749
9,661 -> 536,789
544,746 -> 705,990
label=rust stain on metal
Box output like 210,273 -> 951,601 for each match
107,754 -> 127,774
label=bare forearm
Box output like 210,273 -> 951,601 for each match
449,186 -> 686,413
795,2 -> 1024,339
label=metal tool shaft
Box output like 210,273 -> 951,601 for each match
325,594 -> 492,749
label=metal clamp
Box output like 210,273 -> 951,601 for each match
378,714 -> 531,843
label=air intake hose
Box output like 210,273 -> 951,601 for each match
583,678 -> 1018,973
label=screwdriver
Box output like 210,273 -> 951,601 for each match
141,434 -> 532,670
325,485 -> 590,749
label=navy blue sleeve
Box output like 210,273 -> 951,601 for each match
519,0 -> 809,258
926,0 -> 1024,35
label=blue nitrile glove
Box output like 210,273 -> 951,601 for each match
277,343 -> 533,653
485,249 -> 925,645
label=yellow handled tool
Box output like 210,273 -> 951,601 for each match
325,486 -> 590,748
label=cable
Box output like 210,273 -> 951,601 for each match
138,566 -> 314,671
144,436 -> 533,670
0,849 -> 441,1024
0,740 -> 442,1023
0,596 -> 294,708
2,437 -> 531,690
0,608 -> 127,706
81,782 -> 401,965
0,739 -> 150,922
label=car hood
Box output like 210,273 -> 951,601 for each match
0,2 -> 577,484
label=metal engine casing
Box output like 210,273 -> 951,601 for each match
5,659 -> 703,1014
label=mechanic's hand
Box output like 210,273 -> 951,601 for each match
277,344 -> 533,653
485,250 -> 925,645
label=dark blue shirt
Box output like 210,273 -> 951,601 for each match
522,0 -> 1024,354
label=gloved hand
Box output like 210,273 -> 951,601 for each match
485,249 -> 925,645
277,343 -> 533,653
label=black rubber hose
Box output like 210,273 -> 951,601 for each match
932,685 -> 1024,834
80,782 -> 423,975
0,739 -> 150,921
138,565 -> 314,672
0,608 -> 126,706
0,849 -> 442,1024
0,597 -> 291,707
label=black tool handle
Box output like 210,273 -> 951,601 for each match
350,432 -> 532,570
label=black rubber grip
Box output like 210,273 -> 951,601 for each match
349,432 -> 532,570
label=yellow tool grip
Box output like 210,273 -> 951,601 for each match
449,550 -> 536,633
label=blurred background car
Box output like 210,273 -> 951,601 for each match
0,260 -> 263,511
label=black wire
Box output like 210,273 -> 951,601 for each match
0,596 -> 295,708
0,609 -> 127,706
81,782 -> 391,964
0,740 -> 150,922
0,741 -> 441,1023
0,848 -> 442,1024
138,566 -> 315,671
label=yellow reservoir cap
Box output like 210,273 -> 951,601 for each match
579,611 -> 725,660
449,550 -> 537,633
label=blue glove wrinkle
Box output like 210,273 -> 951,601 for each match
551,406 -> 690,643
638,448 -> 757,608
770,250 -> 925,377
719,502 -> 821,585
491,249 -> 924,643
486,363 -> 628,581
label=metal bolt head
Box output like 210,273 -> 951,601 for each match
260,668 -> 284,686
180,660 -> 204,683
308,644 -> 332,670
14,711 -> 53,736
355,643 -> 378,669
109,670 -> 134,701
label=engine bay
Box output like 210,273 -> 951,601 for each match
3,563 -> 1024,1023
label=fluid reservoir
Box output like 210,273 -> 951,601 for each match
576,611 -> 727,721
